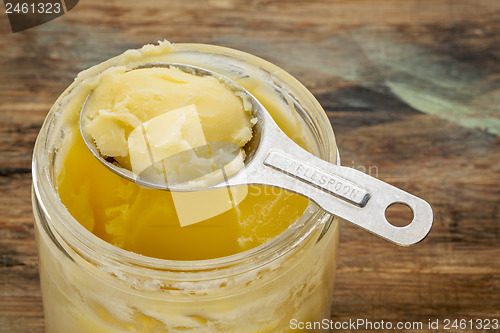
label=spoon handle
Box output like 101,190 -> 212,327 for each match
234,129 -> 433,246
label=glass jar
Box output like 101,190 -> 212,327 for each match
32,43 -> 340,333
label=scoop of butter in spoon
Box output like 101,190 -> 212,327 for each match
80,63 -> 433,246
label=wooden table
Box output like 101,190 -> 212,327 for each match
1,1 -> 499,332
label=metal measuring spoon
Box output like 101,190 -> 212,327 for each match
80,63 -> 433,246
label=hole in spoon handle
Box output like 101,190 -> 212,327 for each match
262,150 -> 433,246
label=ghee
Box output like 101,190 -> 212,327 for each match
33,41 -> 340,332
56,43 -> 309,260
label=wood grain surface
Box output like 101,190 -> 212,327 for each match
1,0 -> 499,332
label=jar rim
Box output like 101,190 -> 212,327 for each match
32,42 -> 338,280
